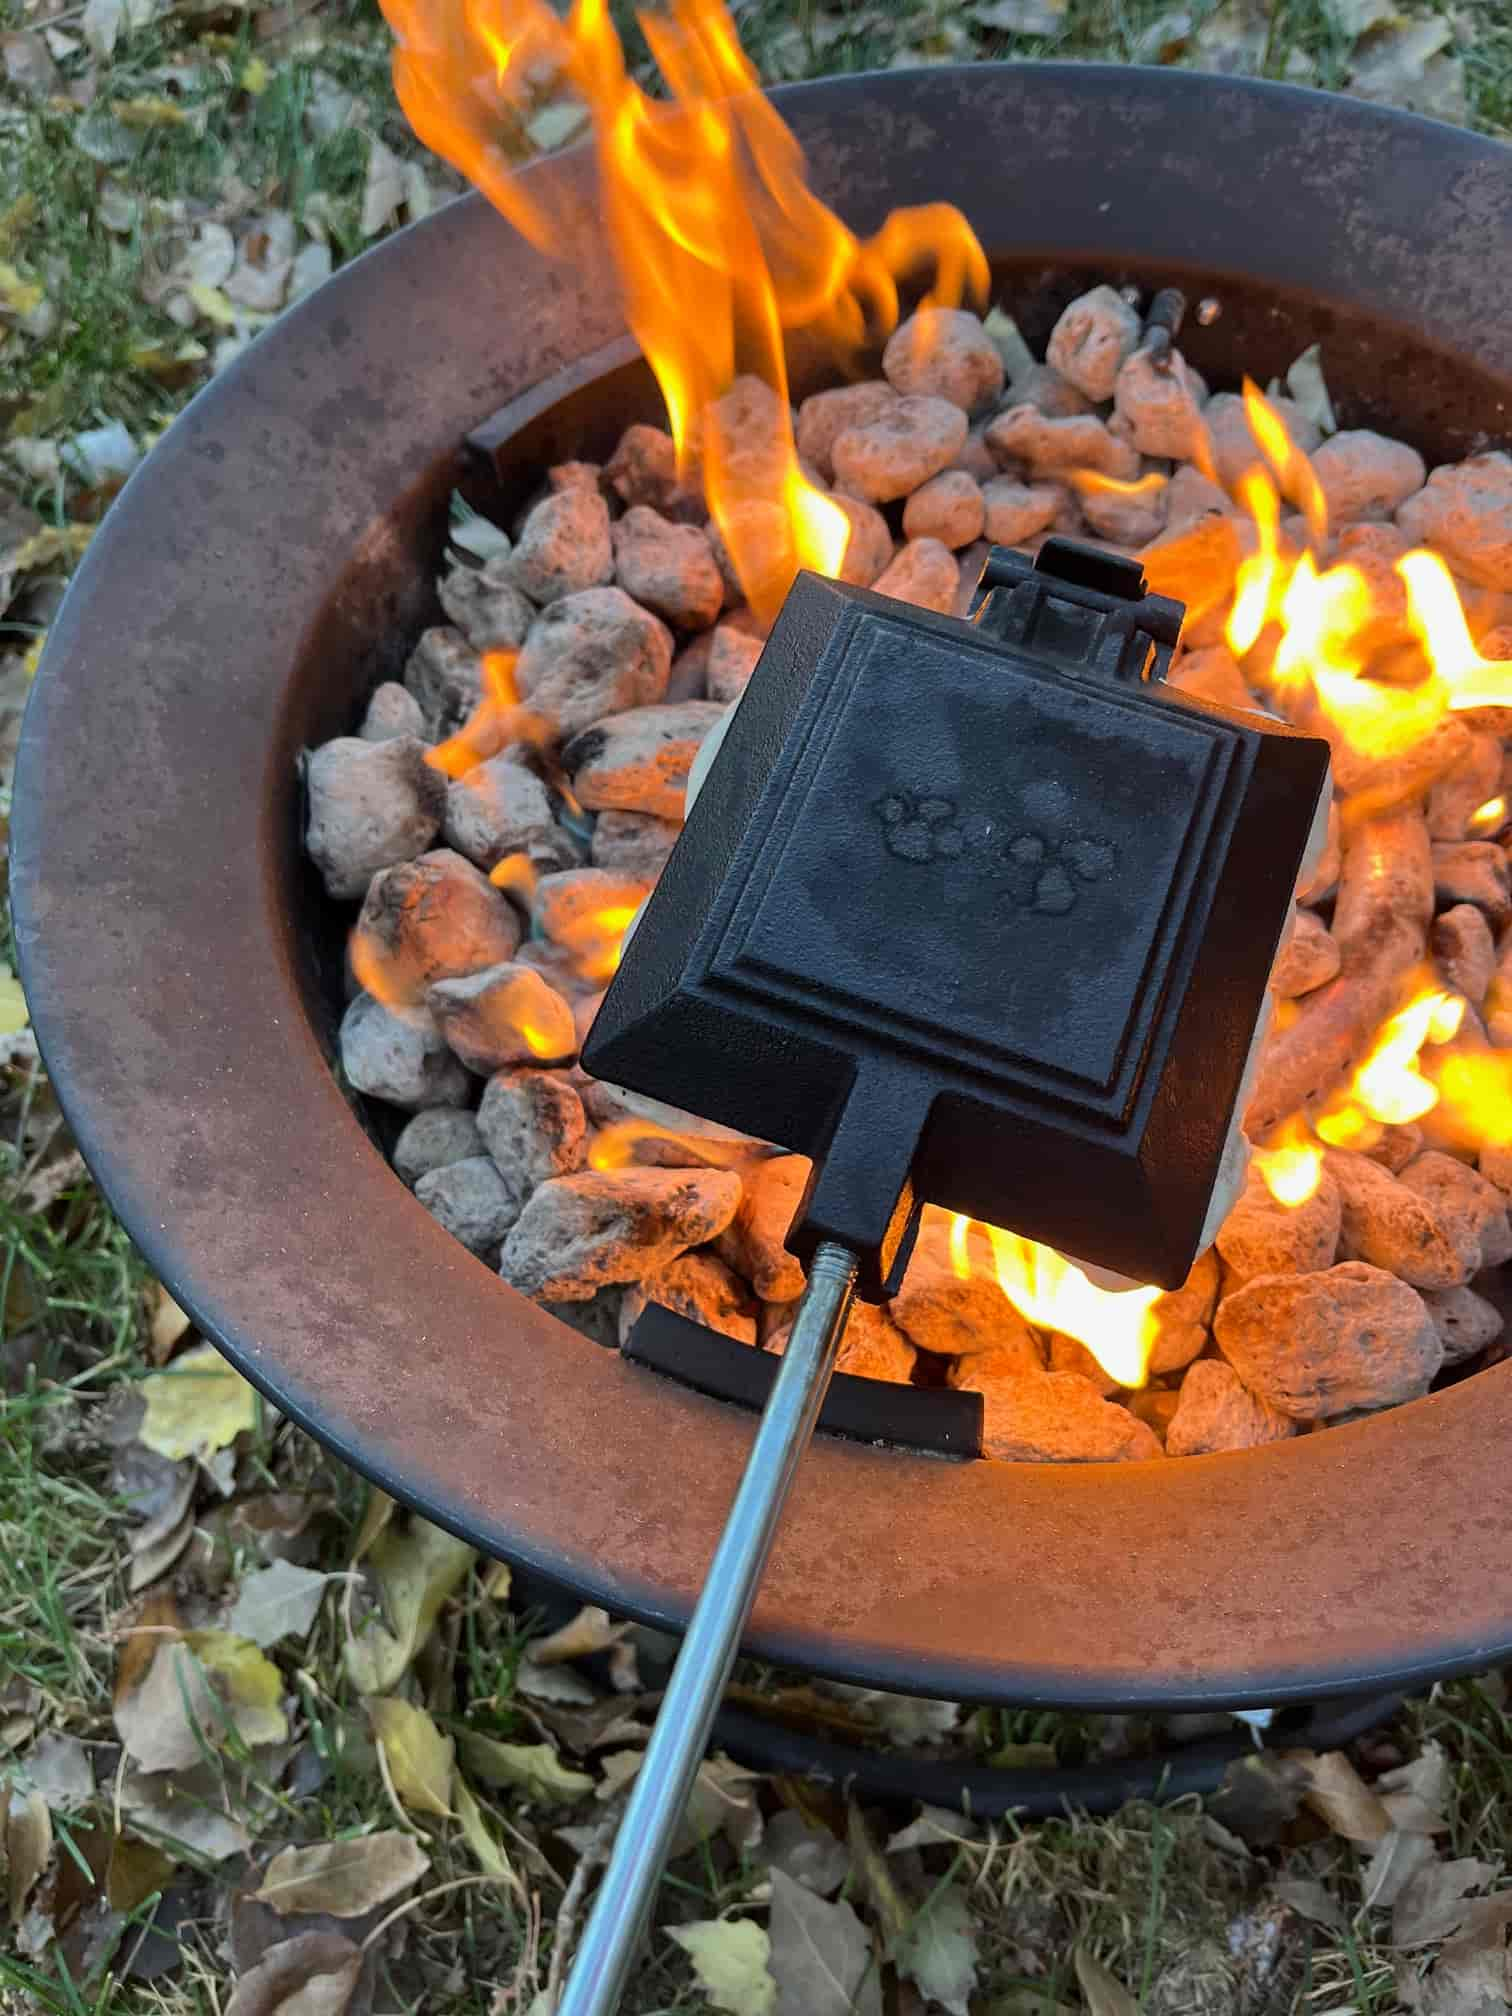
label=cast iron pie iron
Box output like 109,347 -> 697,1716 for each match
559,538 -> 1332,2014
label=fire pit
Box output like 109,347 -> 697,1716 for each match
15,62 -> 1512,1710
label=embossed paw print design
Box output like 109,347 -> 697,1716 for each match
873,787 -> 1116,914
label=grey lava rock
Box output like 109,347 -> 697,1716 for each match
611,506 -> 723,630
360,683 -> 426,743
499,1167 -> 742,1300
354,848 -> 522,1004
414,1156 -> 521,1260
404,626 -> 484,741
1203,391 -> 1321,491
1165,465 -> 1237,531
871,537 -> 960,615
511,486 -> 615,605
444,750 -> 575,874
590,809 -> 682,878
1214,1260 -> 1442,1419
902,470 -> 985,549
714,1152 -> 809,1303
339,993 -> 471,1110
1422,1283 -> 1504,1364
1003,361 -> 1094,419
1398,1151 -> 1511,1271
1165,1360 -> 1298,1456
438,553 -> 535,651
621,1249 -> 758,1346
1311,430 -> 1426,524
514,587 -> 673,741
604,423 -> 704,521
882,308 -> 1005,413
1112,350 -> 1206,460
984,406 -> 1139,480
477,1067 -> 587,1189
795,381 -> 898,482
429,961 -> 577,1074
1046,285 -> 1142,402
1398,452 -> 1512,589
1432,903 -> 1495,1005
534,867 -> 651,952
705,626 -> 764,704
830,395 -> 968,503
831,494 -> 894,586
305,735 -> 445,901
1271,908 -> 1341,998
980,478 -> 1064,546
393,1106 -> 484,1187
563,701 -> 725,819
1148,1249 -> 1221,1375
1215,1164 -> 1340,1288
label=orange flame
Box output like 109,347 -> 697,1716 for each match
489,851 -> 539,903
1398,550 -> 1512,711
1428,1049 -> 1512,1148
552,900 -> 639,984
1471,796 -> 1507,836
1067,469 -> 1168,500
426,650 -> 553,778
1225,468 -> 1282,658
1254,1117 -> 1323,1207
947,1214 -> 1160,1389
588,1116 -> 688,1169
1242,376 -> 1327,545
1316,984 -> 1465,1142
380,0 -> 987,619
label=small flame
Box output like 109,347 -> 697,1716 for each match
427,650 -> 552,777
1320,984 -> 1465,1135
588,1116 -> 687,1169
946,1213 -> 1160,1389
1242,376 -> 1327,545
1428,1050 -> 1512,1148
1067,469 -> 1168,499
1398,550 -> 1512,711
552,900 -> 639,983
490,851 -> 539,903
1254,1117 -> 1323,1207
1225,468 -> 1282,658
1471,796 -> 1507,836
380,0 -> 986,620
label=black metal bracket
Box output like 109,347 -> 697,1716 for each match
969,537 -> 1184,686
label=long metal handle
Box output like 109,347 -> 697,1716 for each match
556,1240 -> 860,2016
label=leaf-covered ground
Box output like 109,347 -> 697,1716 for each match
5,1 -> 1512,2010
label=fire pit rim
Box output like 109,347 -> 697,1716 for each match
15,61 -> 1512,1711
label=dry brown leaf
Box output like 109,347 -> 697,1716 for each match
252,1833 -> 430,1917
369,1698 -> 454,1818
225,1929 -> 363,2016
114,1589 -> 182,1705
17,1732 -> 93,1811
127,1464 -> 197,1593
1294,1749 -> 1391,1843
227,1562 -> 331,1647
149,1285 -> 192,1363
1073,1947 -> 1140,2016
115,1639 -> 225,1772
1394,1858 -> 1497,1949
6,1784 -> 52,1924
766,1867 -> 879,2016
1417,1893 -> 1512,2014
528,1605 -> 627,1665
359,137 -> 405,239
1378,1742 -> 1451,1835
1363,1828 -> 1438,1910
1274,1875 -> 1347,1931
106,1832 -> 178,1913
120,1760 -> 254,1863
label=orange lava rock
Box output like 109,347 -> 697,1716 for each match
967,1369 -> 1164,1463
1214,1261 -> 1442,1419
831,394 -> 968,503
1216,1164 -> 1341,1287
795,381 -> 898,482
714,1153 -> 810,1304
882,307 -> 1004,413
355,848 -> 522,1004
429,961 -> 577,1074
1165,1359 -> 1298,1456
871,537 -> 960,615
1271,907 -> 1341,998
1327,1148 -> 1479,1290
1398,1151 -> 1512,1271
1147,1248 -> 1221,1375
621,1249 -> 759,1346
1432,903 -> 1495,1005
903,470 -> 985,550
1421,1283 -> 1505,1364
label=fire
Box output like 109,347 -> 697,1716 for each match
947,1214 -> 1161,1389
1471,796 -> 1507,835
426,650 -> 551,778
1429,1050 -> 1512,1148
1242,376 -> 1328,545
1254,1117 -> 1323,1208
380,0 -> 986,619
1067,469 -> 1168,500
1398,549 -> 1512,711
489,851 -> 538,903
1225,468 -> 1282,658
553,900 -> 639,983
1315,984 -> 1465,1144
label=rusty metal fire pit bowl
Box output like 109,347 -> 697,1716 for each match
15,64 -> 1512,1715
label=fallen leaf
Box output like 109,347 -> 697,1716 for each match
116,95 -> 191,128
453,1775 -> 514,1884
837,1687 -> 958,1748
114,1588 -> 182,1704
6,1784 -> 53,1923
0,968 -> 28,1037
971,0 -> 1066,33
0,262 -> 42,318
1395,1858 -> 1496,1949
127,1464 -> 197,1592
17,1732 -> 93,1809
668,1918 -> 776,2016
761,1809 -> 850,1897
846,1801 -> 909,1953
1073,1947 -> 1140,2016
456,1733 -> 592,1806
1294,1749 -> 1391,1843
1,31 -> 56,95
894,1884 -> 978,2016
240,55 -> 270,93
228,1562 -> 331,1647
138,1343 -> 258,1462
344,1516 -> 474,1695
528,1605 -> 626,1665
183,1631 -> 287,1747
1378,1743 -> 1451,1835
225,1929 -> 362,2016
884,1806 -> 980,1855
252,1833 -> 430,1917
351,1488 -> 395,1562
187,283 -> 241,329
1418,1893 -> 1512,2014
767,1867 -> 880,2016
106,1832 -> 178,1913
1274,1875 -> 1347,1931
360,137 -> 405,238
370,1698 -> 454,1817
1285,344 -> 1336,437
120,1760 -> 254,1861
516,1657 -> 596,1706
115,1640 -> 226,1772
149,1286 -> 191,1362
681,1755 -> 762,1857
1363,1828 -> 1438,1910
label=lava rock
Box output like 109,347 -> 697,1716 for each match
1422,1283 -> 1504,1364
699,374 -> 793,495
477,1067 -> 587,1189
611,506 -> 724,631
621,1249 -> 758,1346
795,381 -> 898,482
511,487 -> 615,605
830,494 -> 894,586
1433,903 -> 1495,1005
548,460 -> 603,494
1426,732 -> 1502,841
1398,453 -> 1512,590
404,626 -> 484,740
534,866 -> 651,955
1165,1360 -> 1298,1456
830,395 -> 968,503
1398,1151 -> 1511,1271
414,1155 -> 521,1260
1432,841 -> 1512,928
444,751 -> 572,873
339,993 -> 471,1110
1002,361 -> 1094,419
714,1153 -> 809,1303
305,735 -> 445,900
980,478 -> 1064,545
604,423 -> 704,522
769,1298 -> 916,1383
1216,1164 -> 1341,1287
360,683 -> 426,743
1214,1260 -> 1442,1418
590,809 -> 682,878
966,1368 -> 1164,1463
1112,349 -> 1206,460
499,1167 -> 742,1300
393,1106 -> 485,1186
871,537 -> 960,615
882,308 -> 1005,413
354,848 -> 522,1005
429,961 -> 577,1073
1147,1248 -> 1221,1374
1046,1333 -> 1119,1397
1165,465 -> 1238,530
903,470 -> 986,549
1203,391 -> 1321,491
1311,430 -> 1426,524
562,701 -> 725,819
984,406 -> 1140,480
705,625 -> 764,704
1271,908 -> 1341,998
438,554 -> 535,651
1076,472 -> 1169,547
1327,1148 -> 1479,1289
889,1213 -> 1042,1365
1046,285 -> 1142,402
1167,644 -> 1258,714
514,587 -> 673,741
1364,1125 -> 1424,1176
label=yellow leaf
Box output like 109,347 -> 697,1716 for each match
344,1516 -> 473,1695
22,634 -> 44,680
240,54 -> 270,92
351,1487 -> 396,1563
453,1775 -> 514,1882
483,1560 -> 512,1600
369,1697 -> 454,1817
0,196 -> 38,257
128,336 -> 207,374
253,1833 -> 429,1918
0,969 -> 28,1038
667,1920 -> 775,2016
116,95 -> 189,127
0,262 -> 43,316
456,1733 -> 593,1806
187,283 -> 238,327
149,1284 -> 191,1361
182,1629 -> 287,1746
12,524 -> 93,571
138,1342 -> 258,1461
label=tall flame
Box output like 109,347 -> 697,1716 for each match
948,1215 -> 1161,1390
380,0 -> 987,619
1254,1116 -> 1323,1208
1399,550 -> 1512,711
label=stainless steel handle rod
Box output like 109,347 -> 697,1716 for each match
556,1240 -> 860,2016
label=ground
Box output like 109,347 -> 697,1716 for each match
3,1 -> 1512,2011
